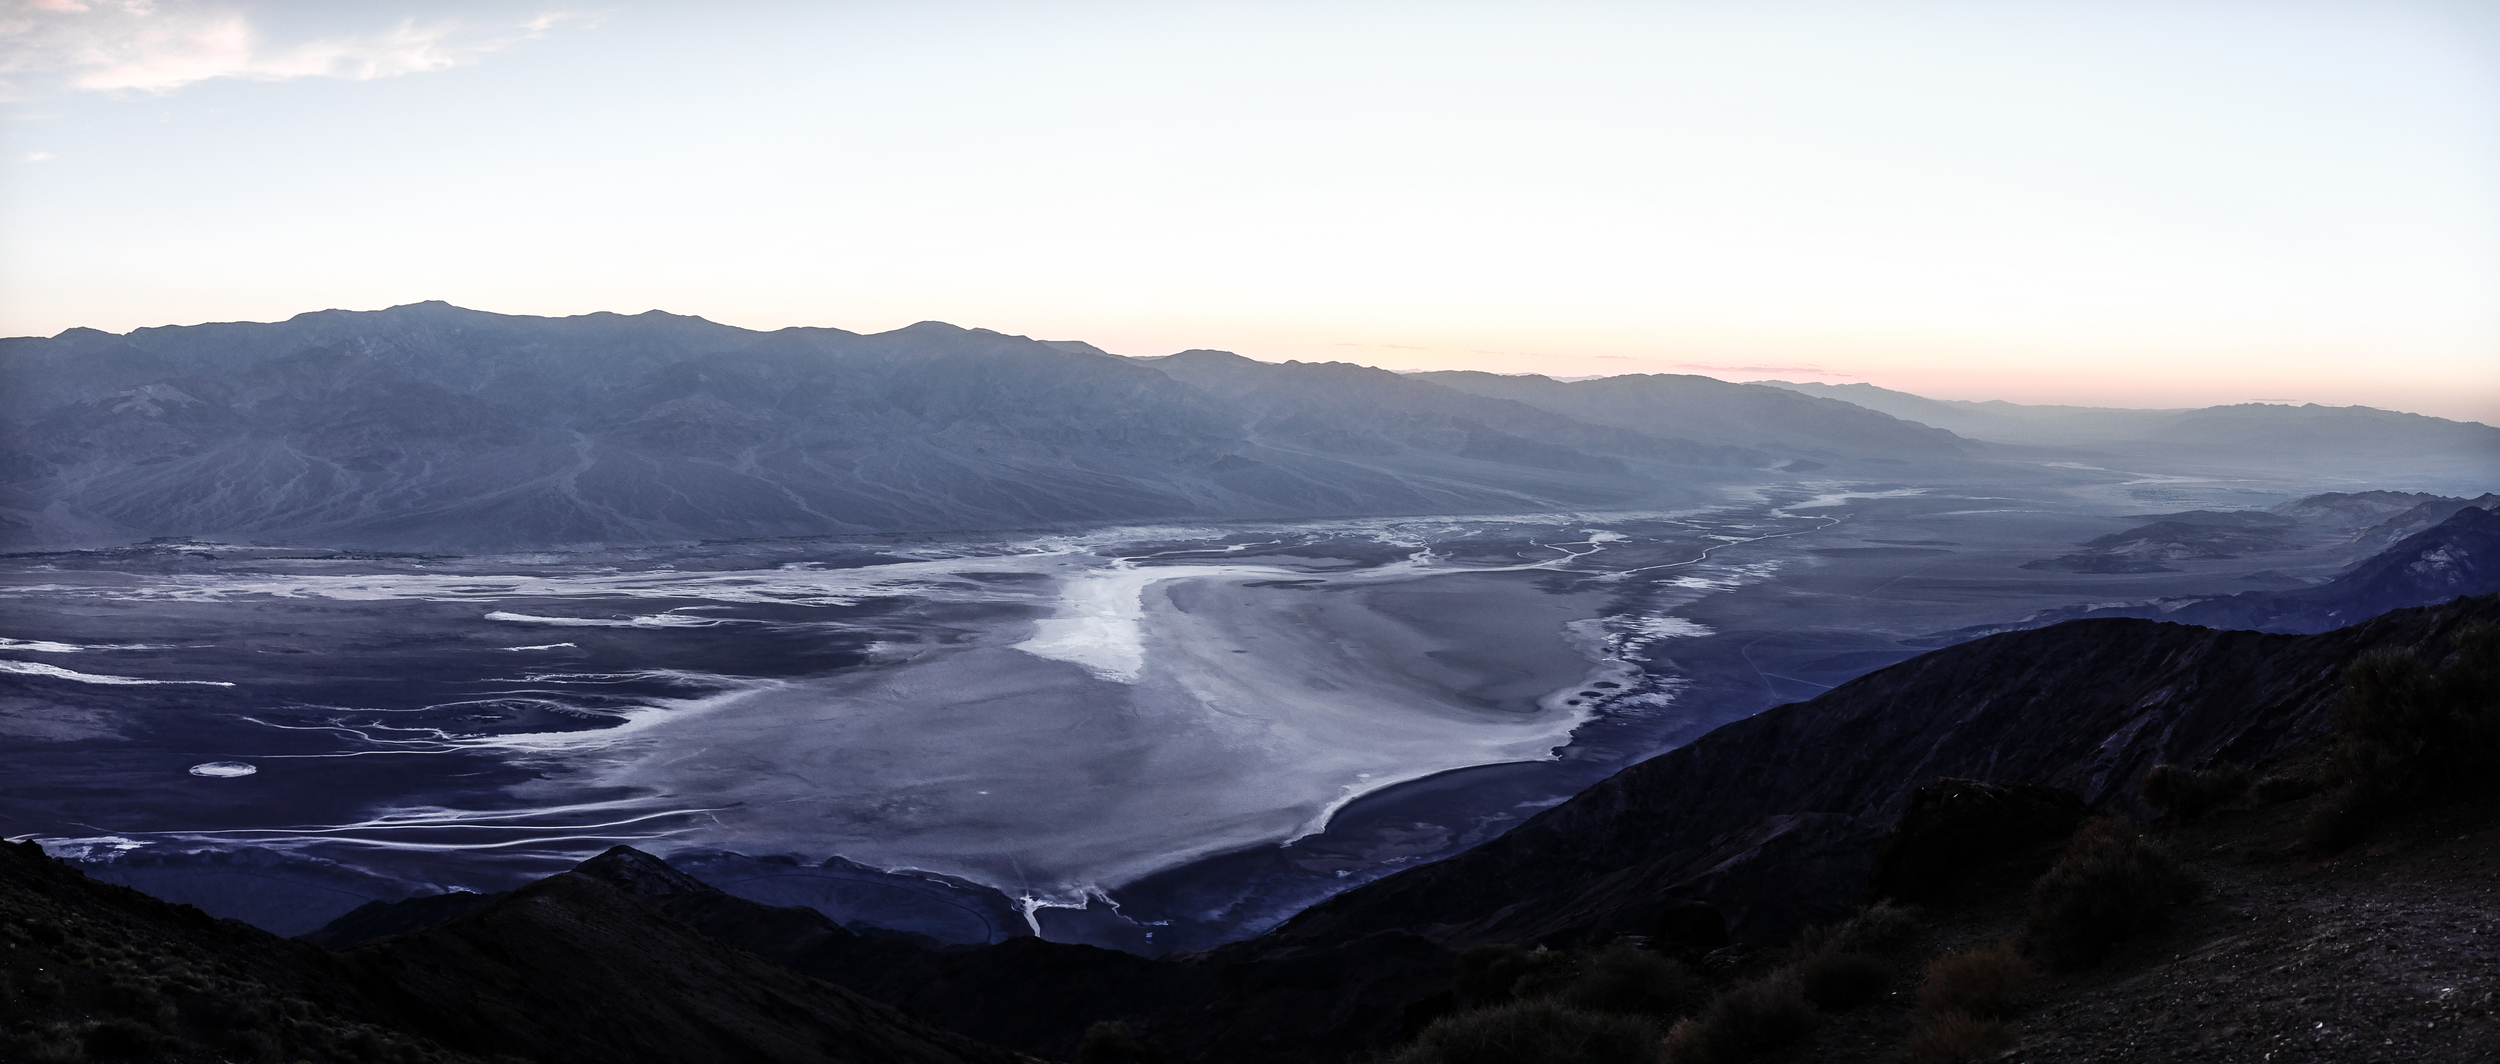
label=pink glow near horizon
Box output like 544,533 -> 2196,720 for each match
2,2 -> 2494,425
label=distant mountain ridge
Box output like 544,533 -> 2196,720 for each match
1,303 -> 1978,550
1409,370 -> 1974,460
1752,379 -> 2500,459
2020,504 -> 2500,635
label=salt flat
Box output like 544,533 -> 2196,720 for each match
0,472 -> 2393,938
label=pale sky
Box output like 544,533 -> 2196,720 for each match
3,1 -> 2496,421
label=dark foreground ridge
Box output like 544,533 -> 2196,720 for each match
0,840 -> 1019,1064
1240,594 -> 2500,957
11,595 -> 2496,1062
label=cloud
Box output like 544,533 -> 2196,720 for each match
0,2 -> 597,99
23,149 -> 52,161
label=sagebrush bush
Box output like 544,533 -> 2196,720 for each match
14,1025 -> 86,1064
2300,782 -> 2375,854
1838,901 -> 1920,956
2138,762 -> 2250,820
1074,1020 -> 1164,1064
1648,902 -> 1730,959
1658,976 -> 1813,1064
1905,1011 -> 2019,1064
2252,773 -> 2319,805
1795,901 -> 1920,960
2021,818 -> 2200,970
1559,942 -> 1701,1018
1384,1000 -> 1662,1064
2304,627 -> 2500,851
1792,951 -> 1885,1011
1453,944 -> 1574,1008
1915,941 -> 2038,1019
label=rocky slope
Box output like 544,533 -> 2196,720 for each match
1236,594 -> 2500,956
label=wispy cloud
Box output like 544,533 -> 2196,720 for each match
23,149 -> 52,160
0,1 -> 598,99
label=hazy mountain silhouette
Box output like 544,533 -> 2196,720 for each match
1412,370 -> 1974,460
1,304 -> 1986,550
1752,379 -> 2500,471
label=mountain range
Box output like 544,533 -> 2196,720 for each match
0,304 -> 1809,549
1754,379 -> 2500,485
7,303 -> 2493,550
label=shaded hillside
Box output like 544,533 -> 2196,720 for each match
2011,504 -> 2500,634
2020,508 -> 2306,573
311,846 -> 1456,1064
1412,370 -> 1973,460
0,839 -> 1016,1064
2344,491 -> 2500,552
1236,594 -> 2500,955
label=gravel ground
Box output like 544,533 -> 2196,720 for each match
2005,796 -> 2498,1064
1759,757 -> 2499,1064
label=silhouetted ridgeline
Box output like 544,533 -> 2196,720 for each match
0,837 -> 1018,1064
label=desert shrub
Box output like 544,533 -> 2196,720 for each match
1074,1020 -> 1164,1064
1795,901 -> 1918,959
1914,941 -> 2038,1018
27,918 -> 68,947
228,1029 -> 280,1062
1792,951 -> 1885,1011
2300,782 -> 2376,854
1510,955 -> 1585,1003
1658,976 -> 1813,1064
1905,1011 -> 2019,1064
2304,629 -> 2500,850
1838,900 -> 1920,956
2138,762 -> 2249,820
2252,773 -> 2320,804
1453,944 -> 1574,1008
1559,942 -> 1702,1018
82,1019 -> 165,1059
14,1025 -> 87,1064
1648,902 -> 1730,960
1384,1000 -> 1662,1064
2021,818 -> 2200,970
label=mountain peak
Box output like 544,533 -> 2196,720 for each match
572,846 -> 715,897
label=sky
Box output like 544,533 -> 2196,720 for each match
2,1 -> 2495,422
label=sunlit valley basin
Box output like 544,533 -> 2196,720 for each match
0,478 -> 2422,943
